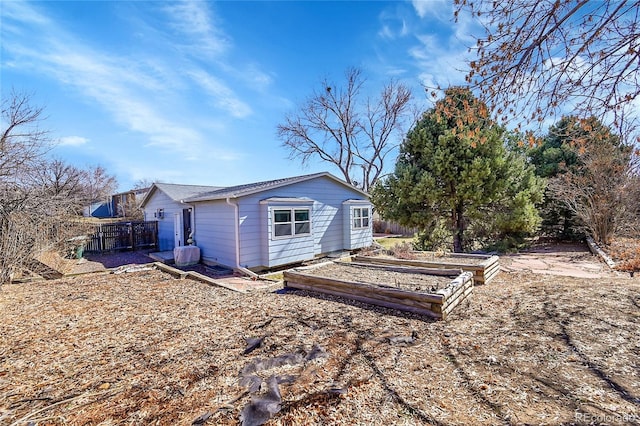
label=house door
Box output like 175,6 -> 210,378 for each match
183,208 -> 192,244
174,213 -> 182,247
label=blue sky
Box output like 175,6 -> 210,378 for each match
1,0 -> 479,191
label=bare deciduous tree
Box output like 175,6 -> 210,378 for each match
1,91 -> 117,285
620,151 -> 640,236
29,159 -> 118,215
1,91 -> 53,284
548,117 -> 635,244
277,67 -> 413,192
31,158 -> 84,198
1,90 -> 50,181
133,178 -> 156,190
81,165 -> 118,205
455,0 -> 640,129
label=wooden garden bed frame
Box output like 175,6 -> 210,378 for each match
353,252 -> 500,284
283,261 -> 474,320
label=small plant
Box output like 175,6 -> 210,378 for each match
614,255 -> 640,277
390,241 -> 417,260
609,239 -> 640,277
372,220 -> 386,234
358,244 -> 379,257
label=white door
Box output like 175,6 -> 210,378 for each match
174,213 -> 183,247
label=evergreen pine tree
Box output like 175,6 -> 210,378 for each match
372,87 -> 544,252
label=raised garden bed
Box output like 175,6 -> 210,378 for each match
354,251 -> 500,284
283,261 -> 474,320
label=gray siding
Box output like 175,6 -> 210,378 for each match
236,175 -> 369,269
143,190 -> 189,251
261,200 -> 315,268
192,200 -> 237,267
343,201 -> 374,250
238,203 -> 263,267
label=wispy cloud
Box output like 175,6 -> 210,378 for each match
242,65 -> 274,92
371,1 -> 472,94
1,0 -> 50,26
377,5 -> 411,40
44,46 -> 208,154
162,0 -> 230,58
408,33 -> 469,91
187,69 -> 252,118
398,2 -> 479,93
411,0 -> 451,21
378,20 -> 409,40
1,1 -> 243,160
59,136 -> 89,146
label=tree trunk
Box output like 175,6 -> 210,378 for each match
452,204 -> 464,253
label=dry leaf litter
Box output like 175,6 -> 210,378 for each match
1,264 -> 639,425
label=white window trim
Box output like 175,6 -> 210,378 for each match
352,206 -> 370,229
272,207 -> 312,239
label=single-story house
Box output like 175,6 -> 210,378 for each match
140,172 -> 373,271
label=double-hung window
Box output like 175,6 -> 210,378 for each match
352,207 -> 370,229
273,208 -> 311,238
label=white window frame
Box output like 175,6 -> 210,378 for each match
352,206 -> 370,229
272,207 -> 311,239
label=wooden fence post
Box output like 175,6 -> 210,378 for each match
128,222 -> 134,251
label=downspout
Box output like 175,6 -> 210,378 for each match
187,202 -> 195,244
190,204 -> 195,244
226,197 -> 259,279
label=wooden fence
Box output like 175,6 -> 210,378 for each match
373,219 -> 417,236
84,221 -> 158,253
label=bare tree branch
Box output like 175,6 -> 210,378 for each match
546,116 -> 634,243
1,90 -> 50,182
0,91 -> 117,285
277,67 -> 413,192
456,0 -> 640,133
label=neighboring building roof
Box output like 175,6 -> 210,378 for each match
83,201 -> 113,218
112,187 -> 150,197
184,172 -> 369,202
141,172 -> 369,207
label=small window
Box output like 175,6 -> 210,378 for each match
273,208 -> 311,238
294,209 -> 310,234
274,210 -> 292,237
353,207 -> 370,229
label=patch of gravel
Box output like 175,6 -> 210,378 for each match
71,251 -> 155,274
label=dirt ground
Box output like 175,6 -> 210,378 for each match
296,262 -> 459,292
499,242 -> 622,279
1,244 -> 639,425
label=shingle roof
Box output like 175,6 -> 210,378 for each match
184,172 -> 368,202
183,172 -> 321,202
150,183 -> 224,203
142,172 -> 368,207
